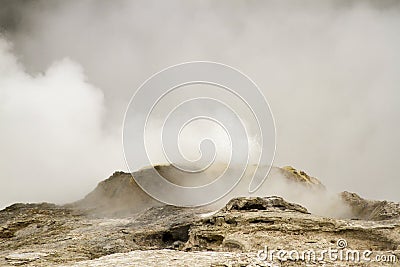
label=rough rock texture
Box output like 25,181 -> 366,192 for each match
58,250 -> 266,267
1,166 -> 399,266
185,197 -> 400,254
280,166 -> 326,190
340,191 -> 400,221
222,196 -> 309,214
1,196 -> 399,266
57,247 -> 399,267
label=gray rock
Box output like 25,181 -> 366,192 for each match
1,167 -> 399,266
341,191 -> 400,220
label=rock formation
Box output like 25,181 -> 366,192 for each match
72,165 -> 328,217
0,165 -> 399,266
340,191 -> 400,221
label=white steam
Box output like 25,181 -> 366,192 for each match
0,38 -> 124,208
0,1 -> 399,209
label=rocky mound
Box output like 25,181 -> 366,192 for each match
340,191 -> 400,221
280,166 -> 326,190
222,196 -> 309,214
73,165 -> 327,216
72,171 -> 160,216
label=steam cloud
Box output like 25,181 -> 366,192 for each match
0,38 -> 124,208
0,1 -> 399,209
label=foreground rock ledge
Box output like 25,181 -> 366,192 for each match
1,196 -> 399,266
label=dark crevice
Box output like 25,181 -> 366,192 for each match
161,224 -> 190,245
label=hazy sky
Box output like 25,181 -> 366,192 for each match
0,0 -> 399,208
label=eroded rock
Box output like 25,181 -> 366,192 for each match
1,166 -> 399,266
222,196 -> 309,214
341,191 -> 400,220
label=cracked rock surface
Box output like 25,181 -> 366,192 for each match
1,196 -> 399,266
1,166 -> 399,266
